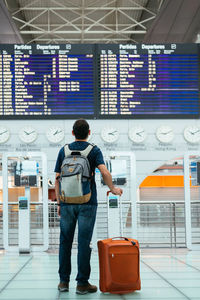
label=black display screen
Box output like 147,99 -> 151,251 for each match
0,43 -> 199,119
98,44 -> 200,118
0,44 -> 95,119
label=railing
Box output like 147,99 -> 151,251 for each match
48,200 -> 187,249
137,201 -> 186,248
48,202 -> 109,249
1,201 -> 200,249
191,202 -> 200,245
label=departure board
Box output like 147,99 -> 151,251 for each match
0,44 -> 200,119
0,44 -> 95,118
98,44 -> 200,118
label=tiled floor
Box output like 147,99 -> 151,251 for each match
0,249 -> 200,299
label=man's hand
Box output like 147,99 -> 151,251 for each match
98,164 -> 123,196
57,205 -> 61,216
110,186 -> 123,196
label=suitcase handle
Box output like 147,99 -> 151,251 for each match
111,237 -> 129,241
111,237 -> 136,246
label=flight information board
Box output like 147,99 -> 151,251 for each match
0,44 -> 200,119
98,44 -> 200,118
0,44 -> 95,118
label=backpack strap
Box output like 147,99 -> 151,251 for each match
80,144 -> 94,157
64,144 -> 71,157
64,143 -> 95,157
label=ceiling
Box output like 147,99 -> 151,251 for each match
3,0 -> 164,44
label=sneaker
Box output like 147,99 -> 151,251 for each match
76,282 -> 97,295
58,282 -> 69,292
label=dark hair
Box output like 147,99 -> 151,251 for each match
73,119 -> 89,139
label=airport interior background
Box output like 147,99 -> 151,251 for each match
0,0 -> 200,299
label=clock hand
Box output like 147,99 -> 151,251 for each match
136,130 -> 144,136
191,129 -> 200,135
161,130 -> 172,135
54,130 -> 62,135
108,131 -> 118,136
28,131 -> 35,135
0,130 -> 8,135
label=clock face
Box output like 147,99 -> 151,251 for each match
19,126 -> 38,144
101,127 -> 119,143
0,126 -> 10,144
184,126 -> 200,144
129,126 -> 146,144
156,125 -> 174,144
46,126 -> 64,144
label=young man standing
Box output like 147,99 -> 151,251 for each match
54,119 -> 123,294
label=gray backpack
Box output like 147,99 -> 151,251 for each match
60,144 -> 94,204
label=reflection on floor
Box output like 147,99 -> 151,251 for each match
0,249 -> 200,299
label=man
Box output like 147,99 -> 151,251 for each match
54,119 -> 123,294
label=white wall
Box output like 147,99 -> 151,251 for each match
0,118 -> 200,188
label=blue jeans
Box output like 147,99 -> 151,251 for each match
59,203 -> 97,285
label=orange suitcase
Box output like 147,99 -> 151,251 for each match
98,237 -> 141,294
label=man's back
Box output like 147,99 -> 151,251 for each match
54,141 -> 105,205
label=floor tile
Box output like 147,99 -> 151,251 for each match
159,271 -> 200,279
166,279 -> 200,287
140,279 -> 170,288
0,274 -> 13,281
124,299 -> 187,300
0,268 -> 21,274
1,250 -> 200,300
139,272 -> 161,280
19,268 -> 59,274
5,280 -> 58,289
0,281 -> 8,289
178,287 -> 200,298
123,287 -> 185,299
58,290 -> 122,299
0,288 -> 58,299
14,273 -> 59,280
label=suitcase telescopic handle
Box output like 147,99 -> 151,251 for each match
107,190 -> 123,236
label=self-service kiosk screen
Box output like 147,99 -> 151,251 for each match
14,161 -> 37,187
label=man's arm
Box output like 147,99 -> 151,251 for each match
98,164 -> 123,196
55,172 -> 61,216
55,173 -> 61,203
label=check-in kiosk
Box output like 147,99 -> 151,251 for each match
3,152 -> 48,252
18,193 -> 30,253
107,153 -> 137,238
